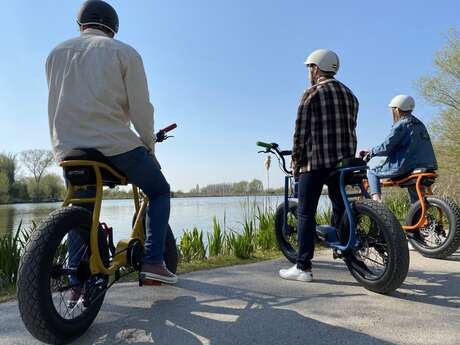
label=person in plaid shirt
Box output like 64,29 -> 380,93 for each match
279,49 -> 359,282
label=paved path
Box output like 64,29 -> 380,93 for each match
1,250 -> 459,345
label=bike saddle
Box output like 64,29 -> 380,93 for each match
338,157 -> 367,168
326,157 -> 367,185
62,149 -> 126,188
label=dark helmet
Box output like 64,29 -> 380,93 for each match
77,0 -> 119,34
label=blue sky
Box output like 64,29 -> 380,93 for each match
0,1 -> 458,191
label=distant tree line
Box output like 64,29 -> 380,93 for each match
173,179 -> 283,198
0,150 -> 278,203
0,150 -> 64,204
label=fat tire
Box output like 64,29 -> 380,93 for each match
344,200 -> 409,294
274,201 -> 298,263
17,206 -> 105,344
406,196 -> 460,259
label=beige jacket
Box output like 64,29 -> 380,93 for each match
46,28 -> 155,161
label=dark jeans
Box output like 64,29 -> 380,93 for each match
67,147 -> 170,285
108,147 -> 170,264
296,168 -> 345,270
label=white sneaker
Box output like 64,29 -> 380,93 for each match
279,264 -> 313,282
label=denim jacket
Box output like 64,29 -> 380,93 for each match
370,114 -> 437,176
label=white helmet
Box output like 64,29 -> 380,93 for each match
304,49 -> 340,74
388,95 -> 415,112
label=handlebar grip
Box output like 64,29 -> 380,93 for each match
280,150 -> 292,156
256,141 -> 273,149
161,123 -> 177,133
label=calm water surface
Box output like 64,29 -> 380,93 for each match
0,196 -> 330,243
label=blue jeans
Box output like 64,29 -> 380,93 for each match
297,169 -> 345,270
367,169 -> 419,204
68,147 -> 170,285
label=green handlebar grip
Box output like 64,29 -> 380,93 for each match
256,141 -> 272,149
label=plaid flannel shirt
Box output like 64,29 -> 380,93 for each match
292,77 -> 359,171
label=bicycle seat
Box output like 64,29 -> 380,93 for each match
62,149 -> 127,188
338,157 -> 367,169
327,157 -> 367,185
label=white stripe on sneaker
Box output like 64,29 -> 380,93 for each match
141,271 -> 178,284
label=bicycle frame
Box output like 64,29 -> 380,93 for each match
364,172 -> 437,231
257,142 -> 369,253
282,167 -> 369,252
60,160 -> 147,276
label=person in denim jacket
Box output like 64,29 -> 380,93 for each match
362,95 -> 437,203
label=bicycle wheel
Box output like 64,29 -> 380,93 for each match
406,196 -> 460,259
343,200 -> 409,294
17,206 -> 107,344
274,201 -> 298,263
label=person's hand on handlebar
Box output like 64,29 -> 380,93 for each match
359,149 -> 371,163
155,123 -> 177,143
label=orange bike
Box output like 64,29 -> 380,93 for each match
367,169 -> 460,259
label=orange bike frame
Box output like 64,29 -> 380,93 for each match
366,172 -> 437,231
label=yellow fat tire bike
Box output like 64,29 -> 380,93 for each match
17,124 -> 178,344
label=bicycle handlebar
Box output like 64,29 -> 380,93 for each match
156,123 -> 177,143
161,123 -> 177,133
256,141 -> 273,149
256,141 -> 291,175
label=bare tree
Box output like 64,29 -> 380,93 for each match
20,150 -> 55,201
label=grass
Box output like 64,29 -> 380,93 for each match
316,207 -> 332,225
116,248 -> 282,284
0,222 -> 34,303
0,285 -> 16,303
207,216 -> 224,257
177,248 -> 281,274
383,190 -> 411,223
179,227 -> 207,262
0,222 -> 32,287
255,207 -> 276,250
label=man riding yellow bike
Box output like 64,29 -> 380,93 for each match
46,0 -> 178,295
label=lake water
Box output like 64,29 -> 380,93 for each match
0,196 -> 330,243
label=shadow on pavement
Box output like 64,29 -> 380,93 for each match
78,279 -> 396,345
444,250 -> 460,261
393,268 -> 460,308
314,252 -> 460,309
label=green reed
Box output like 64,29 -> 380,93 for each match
384,191 -> 411,223
207,216 -> 224,257
179,227 -> 207,263
0,221 -> 33,288
255,207 -> 276,250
